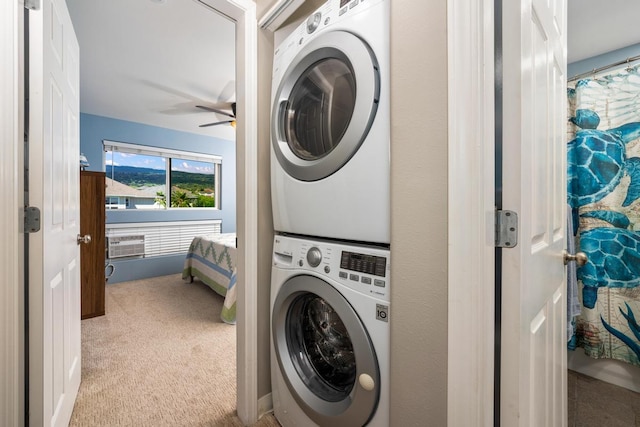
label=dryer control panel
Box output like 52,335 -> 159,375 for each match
273,234 -> 390,301
272,0 -> 386,86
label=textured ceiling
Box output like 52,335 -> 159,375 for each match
66,0 -> 236,141
568,0 -> 640,63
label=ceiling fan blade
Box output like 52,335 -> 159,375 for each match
218,80 -> 236,103
196,105 -> 235,118
199,120 -> 234,128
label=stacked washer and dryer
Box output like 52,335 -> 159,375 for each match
269,0 -> 391,426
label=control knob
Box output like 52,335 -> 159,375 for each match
306,12 -> 322,34
306,247 -> 322,267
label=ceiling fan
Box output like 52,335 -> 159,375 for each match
196,102 -> 237,128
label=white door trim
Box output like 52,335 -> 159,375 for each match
197,0 -> 260,423
447,0 -> 495,425
234,1 -> 259,423
1,0 -> 24,425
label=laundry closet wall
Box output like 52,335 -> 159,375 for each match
567,43 -> 640,392
389,1 -> 448,424
264,0 -> 449,423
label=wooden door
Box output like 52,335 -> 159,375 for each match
501,0 -> 568,425
80,171 -> 106,319
28,0 -> 82,425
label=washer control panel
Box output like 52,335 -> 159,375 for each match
273,235 -> 390,301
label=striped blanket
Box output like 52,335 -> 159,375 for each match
182,233 -> 237,324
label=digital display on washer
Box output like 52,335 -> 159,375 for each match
340,0 -> 350,7
340,251 -> 386,277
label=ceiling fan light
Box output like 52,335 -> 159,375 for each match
231,120 -> 237,128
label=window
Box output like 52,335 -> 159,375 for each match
103,141 -> 221,210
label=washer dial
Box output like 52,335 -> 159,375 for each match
306,247 -> 323,267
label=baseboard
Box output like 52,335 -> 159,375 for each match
258,393 -> 273,419
568,350 -> 640,393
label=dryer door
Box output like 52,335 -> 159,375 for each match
272,274 -> 380,427
271,31 -> 380,181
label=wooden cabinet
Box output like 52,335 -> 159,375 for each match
80,171 -> 106,319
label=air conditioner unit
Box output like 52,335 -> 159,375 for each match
107,235 -> 145,259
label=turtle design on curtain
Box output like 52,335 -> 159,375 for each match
568,65 -> 640,366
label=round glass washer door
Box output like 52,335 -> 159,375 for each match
272,275 -> 380,427
272,31 -> 380,182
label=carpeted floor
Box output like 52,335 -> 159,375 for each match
70,274 -> 279,427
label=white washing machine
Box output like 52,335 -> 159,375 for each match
270,0 -> 390,244
270,234 -> 390,427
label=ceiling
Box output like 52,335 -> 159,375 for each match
66,0 -> 236,141
66,0 -> 640,141
567,0 -> 640,63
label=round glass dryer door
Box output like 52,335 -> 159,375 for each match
272,31 -> 380,181
272,275 -> 380,426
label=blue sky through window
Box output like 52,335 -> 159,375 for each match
106,152 -> 214,175
106,152 -> 165,170
171,159 -> 215,175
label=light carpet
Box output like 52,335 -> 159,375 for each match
70,273 -> 279,427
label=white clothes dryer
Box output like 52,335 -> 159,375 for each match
271,0 -> 390,245
270,234 -> 390,427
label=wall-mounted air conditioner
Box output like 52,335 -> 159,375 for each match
107,235 -> 145,259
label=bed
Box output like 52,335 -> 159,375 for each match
182,233 -> 237,324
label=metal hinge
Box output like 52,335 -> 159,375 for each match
495,210 -> 518,248
24,0 -> 40,10
24,206 -> 41,233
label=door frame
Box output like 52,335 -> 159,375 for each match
1,0 -> 25,425
197,0 -> 259,423
2,0 -> 261,424
447,0 -> 496,425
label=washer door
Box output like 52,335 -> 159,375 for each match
272,31 -> 380,181
272,275 -> 380,426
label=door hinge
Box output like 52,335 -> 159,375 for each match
495,210 -> 518,248
24,0 -> 40,10
24,206 -> 41,233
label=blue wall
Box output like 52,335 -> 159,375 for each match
80,113 -> 236,282
569,43 -> 640,79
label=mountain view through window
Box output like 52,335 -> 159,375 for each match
105,150 -> 216,210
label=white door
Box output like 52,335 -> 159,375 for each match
28,0 -> 81,425
501,0 -> 568,425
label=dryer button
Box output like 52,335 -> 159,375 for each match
298,259 -> 304,267
374,279 -> 386,287
359,374 -> 375,391
339,271 -> 348,279
361,276 -> 372,285
349,273 -> 359,282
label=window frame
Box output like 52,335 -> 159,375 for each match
103,140 -> 222,211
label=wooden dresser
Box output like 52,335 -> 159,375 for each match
80,171 -> 106,319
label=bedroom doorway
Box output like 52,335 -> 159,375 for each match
61,0 -> 259,424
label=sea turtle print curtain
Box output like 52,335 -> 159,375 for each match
567,65 -> 640,366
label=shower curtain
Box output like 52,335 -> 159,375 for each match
567,64 -> 640,367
